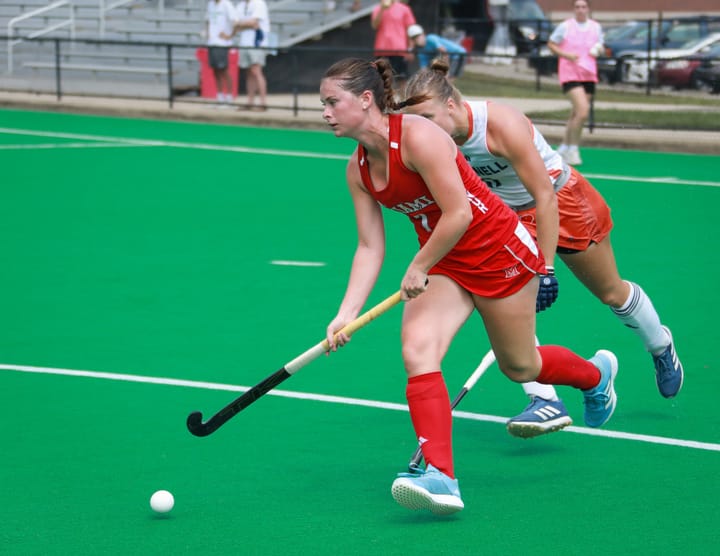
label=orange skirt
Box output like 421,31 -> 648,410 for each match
517,168 -> 613,252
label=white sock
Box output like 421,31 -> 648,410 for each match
216,93 -> 223,103
224,93 -> 233,103
522,381 -> 559,401
611,281 -> 670,354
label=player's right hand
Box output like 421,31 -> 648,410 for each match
326,315 -> 351,352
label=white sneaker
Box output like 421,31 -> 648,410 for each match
564,146 -> 582,166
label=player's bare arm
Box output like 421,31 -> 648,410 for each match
326,157 -> 387,349
486,103 -> 559,266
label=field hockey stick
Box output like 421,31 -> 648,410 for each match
187,291 -> 402,437
407,348 -> 496,471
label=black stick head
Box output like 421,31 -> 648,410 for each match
186,411 -> 210,437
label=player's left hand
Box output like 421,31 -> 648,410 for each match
536,266 -> 559,312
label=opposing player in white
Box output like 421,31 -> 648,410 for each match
403,60 -> 684,438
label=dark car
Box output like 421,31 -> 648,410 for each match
599,15 -> 720,84
439,0 -> 552,56
654,41 -> 720,89
693,59 -> 720,93
506,0 -> 553,54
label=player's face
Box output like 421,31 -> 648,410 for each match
320,78 -> 365,138
404,97 -> 455,137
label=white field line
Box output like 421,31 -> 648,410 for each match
0,127 -> 718,185
583,172 -> 720,188
0,127 -> 348,160
1,363 -> 718,453
270,260 -> 326,267
0,142 -> 148,150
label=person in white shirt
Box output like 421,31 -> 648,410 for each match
233,0 -> 271,111
206,0 -> 238,106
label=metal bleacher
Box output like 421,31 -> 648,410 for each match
0,0 -> 374,97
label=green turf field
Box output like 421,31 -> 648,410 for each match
1,109 -> 718,555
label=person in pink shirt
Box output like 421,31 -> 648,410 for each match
547,0 -> 603,166
371,0 -> 416,87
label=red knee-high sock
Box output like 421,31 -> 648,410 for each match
536,345 -> 601,390
406,372 -> 454,478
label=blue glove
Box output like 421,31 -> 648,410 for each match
536,266 -> 559,313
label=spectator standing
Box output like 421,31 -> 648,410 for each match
234,0 -> 271,111
206,0 -> 238,107
371,0 -> 416,88
547,0 -> 603,166
407,24 -> 466,80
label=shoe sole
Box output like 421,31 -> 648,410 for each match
659,326 -> 684,398
391,479 -> 464,515
506,415 -> 573,438
585,349 -> 618,428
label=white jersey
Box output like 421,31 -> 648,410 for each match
206,0 -> 236,47
236,0 -> 270,47
460,100 -> 570,209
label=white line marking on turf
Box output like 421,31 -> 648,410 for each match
582,173 -> 720,188
0,127 -> 348,160
0,142 -> 148,150
2,363 -> 718,453
1,128 -> 717,184
270,260 -> 326,267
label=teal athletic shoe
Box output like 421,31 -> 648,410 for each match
583,350 -> 618,428
506,396 -> 573,438
652,326 -> 684,398
391,464 -> 464,515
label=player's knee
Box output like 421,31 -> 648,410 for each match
498,361 -> 538,383
599,288 -> 628,307
401,339 -> 439,374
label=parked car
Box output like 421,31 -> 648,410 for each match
439,0 -> 552,55
622,33 -> 720,85
654,41 -> 720,89
598,15 -> 720,83
693,61 -> 720,93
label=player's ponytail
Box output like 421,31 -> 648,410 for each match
404,58 -> 462,106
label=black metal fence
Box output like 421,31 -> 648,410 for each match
1,25 -> 718,113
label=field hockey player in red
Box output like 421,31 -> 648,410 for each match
319,57 -> 619,515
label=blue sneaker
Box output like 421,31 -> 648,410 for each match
583,350 -> 618,428
506,396 -> 573,438
653,326 -> 684,398
391,464 -> 464,515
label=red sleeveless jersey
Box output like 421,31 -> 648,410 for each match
357,114 -> 545,298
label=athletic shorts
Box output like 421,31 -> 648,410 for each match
382,55 -> 409,80
516,168 -> 613,253
239,48 -> 267,68
562,81 -> 596,95
208,46 -> 230,70
429,221 -> 545,298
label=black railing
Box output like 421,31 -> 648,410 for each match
1,29 -> 718,111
